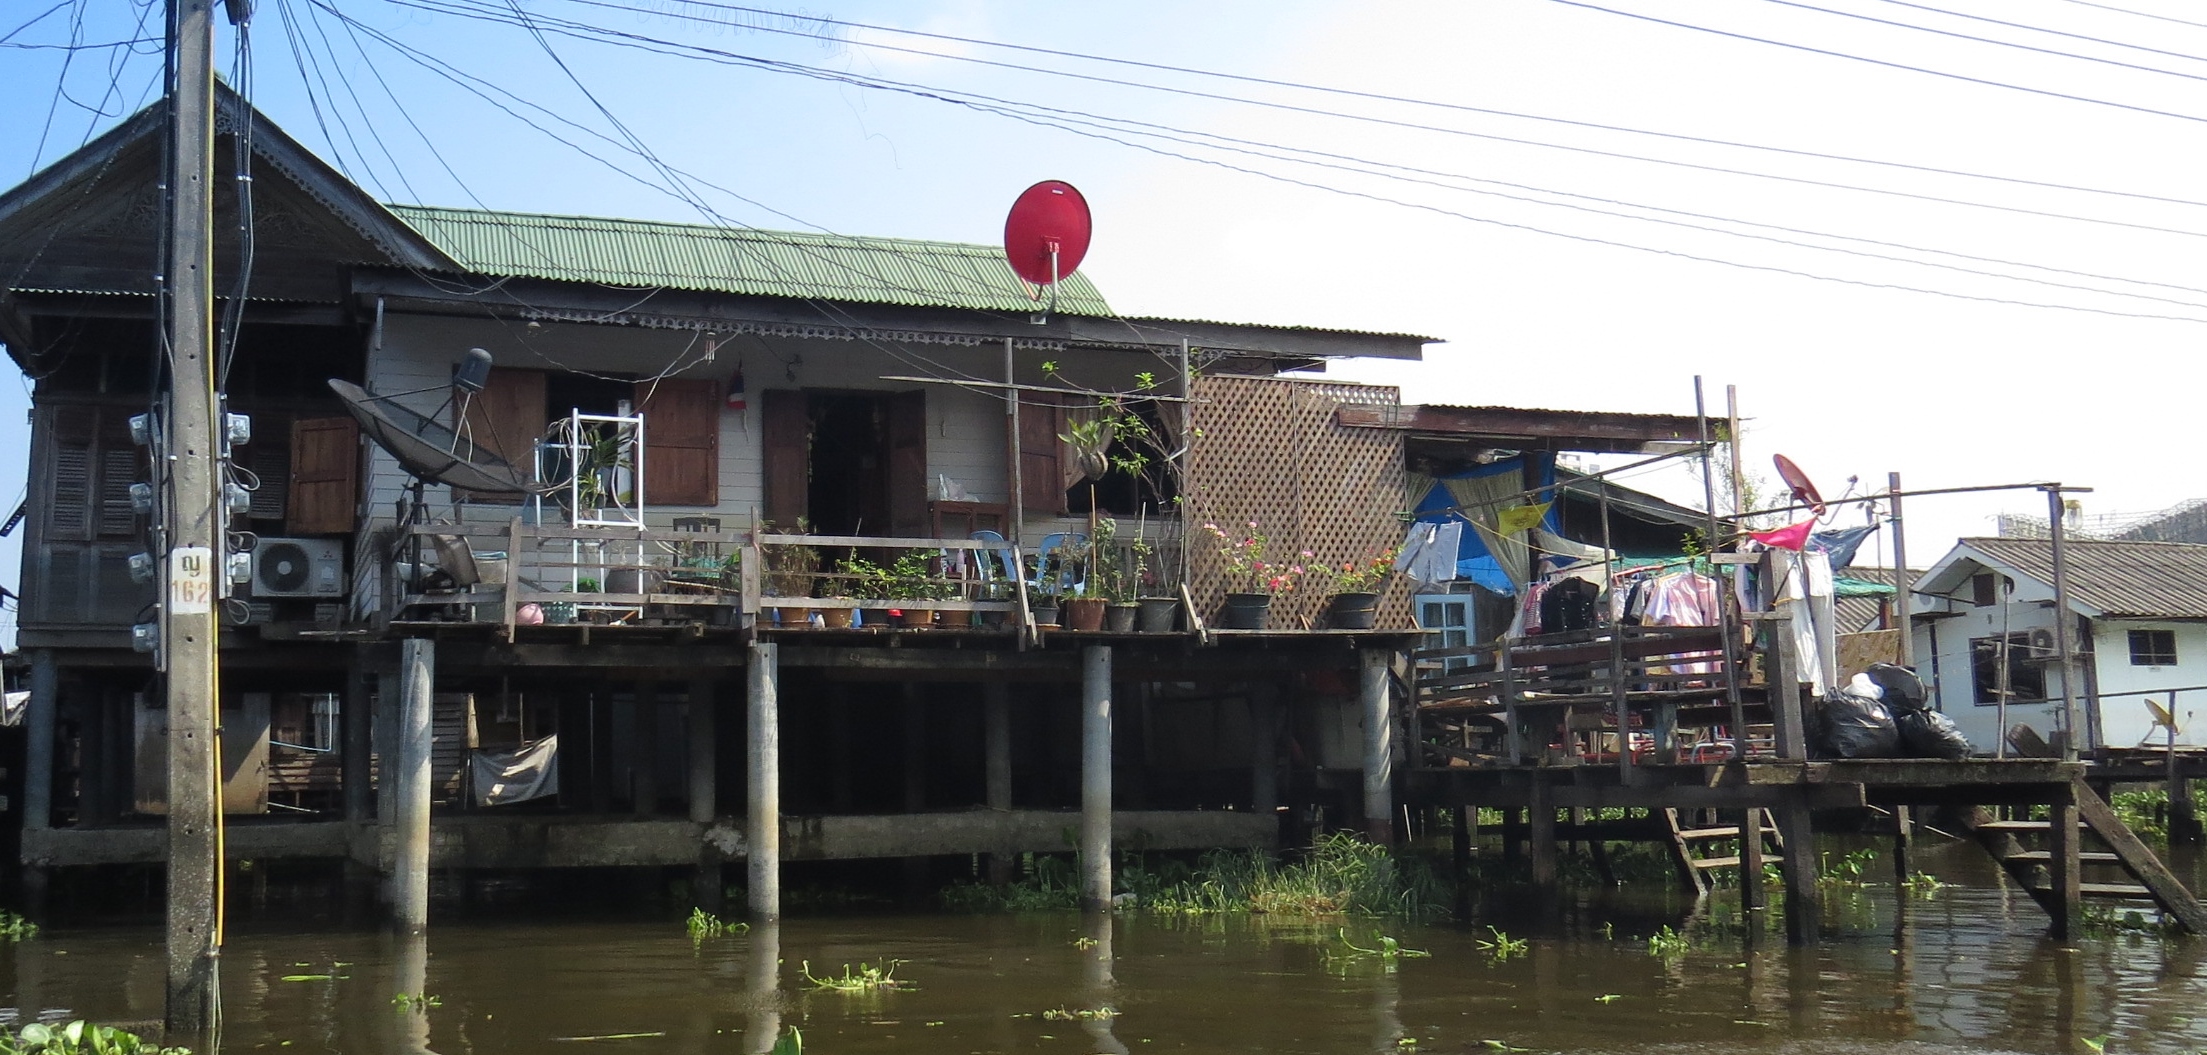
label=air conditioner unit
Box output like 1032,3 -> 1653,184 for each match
249,537 -> 346,599
2026,627 -> 2059,659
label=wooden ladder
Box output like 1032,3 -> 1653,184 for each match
1955,780 -> 2207,933
1665,808 -> 1784,896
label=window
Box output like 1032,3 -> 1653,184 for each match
1417,595 -> 1474,673
1970,633 -> 2046,705
2130,629 -> 2178,667
1971,573 -> 2000,607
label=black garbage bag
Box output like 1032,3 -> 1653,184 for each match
1896,708 -> 1972,760
1865,662 -> 1928,712
1812,690 -> 1901,759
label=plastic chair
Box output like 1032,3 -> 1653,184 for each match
1033,532 -> 1088,596
967,530 -> 1019,584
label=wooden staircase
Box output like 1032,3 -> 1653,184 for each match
1666,808 -> 1784,896
1954,780 -> 2207,933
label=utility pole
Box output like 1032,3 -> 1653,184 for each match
163,0 -> 225,1035
2044,484 -> 2093,761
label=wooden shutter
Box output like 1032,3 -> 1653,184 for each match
886,390 -> 927,537
43,404 -> 98,543
760,389 -> 809,528
634,378 -> 720,506
454,367 -> 547,503
1017,394 -> 1069,515
288,416 -> 360,536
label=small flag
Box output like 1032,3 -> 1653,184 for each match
1747,517 -> 1817,551
1495,502 -> 1550,536
725,365 -> 747,411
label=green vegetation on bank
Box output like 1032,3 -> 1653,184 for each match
942,833 -> 1451,919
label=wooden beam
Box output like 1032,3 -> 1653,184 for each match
2072,777 -> 2207,933
1337,404 -> 1700,449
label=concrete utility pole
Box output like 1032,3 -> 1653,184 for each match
163,0 -> 225,1035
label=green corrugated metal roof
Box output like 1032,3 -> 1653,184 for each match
386,204 -> 1113,315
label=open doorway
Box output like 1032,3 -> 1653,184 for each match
762,389 -> 927,537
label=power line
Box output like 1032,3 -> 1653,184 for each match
544,0 -> 2207,212
1549,0 -> 2207,125
2050,0 -> 2207,32
382,0 -> 2207,319
404,0 -> 2207,245
1754,0 -> 2207,83
1870,0 -> 2207,64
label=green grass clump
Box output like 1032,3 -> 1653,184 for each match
1,1023 -> 187,1055
0,913 -> 38,942
1136,834 -> 1452,919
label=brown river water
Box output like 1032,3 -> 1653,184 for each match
5,840 -> 2203,1054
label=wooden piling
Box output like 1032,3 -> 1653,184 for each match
1778,802 -> 1818,945
2047,800 -> 2082,941
1529,779 -> 1558,887
747,641 -> 780,920
1891,805 -> 1914,889
984,682 -> 1013,884
392,638 -> 436,934
1360,648 -> 1395,843
342,657 -> 373,823
690,678 -> 721,913
1080,645 -> 1113,913
1739,807 -> 1767,922
1251,687 -> 1280,813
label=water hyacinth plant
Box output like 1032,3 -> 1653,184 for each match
2,1022 -> 188,1055
801,960 -> 913,993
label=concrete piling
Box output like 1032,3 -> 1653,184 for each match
984,682 -> 1013,884
392,638 -> 435,934
747,642 -> 780,920
1360,648 -> 1394,843
1080,645 -> 1113,913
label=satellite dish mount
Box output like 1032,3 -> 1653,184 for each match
1003,180 -> 1092,323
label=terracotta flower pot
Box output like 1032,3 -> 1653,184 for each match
893,608 -> 935,628
819,606 -> 854,629
1061,597 -> 1107,632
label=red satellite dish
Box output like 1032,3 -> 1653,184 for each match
1003,180 -> 1092,288
1772,454 -> 1826,515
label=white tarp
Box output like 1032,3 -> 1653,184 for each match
470,734 -> 559,807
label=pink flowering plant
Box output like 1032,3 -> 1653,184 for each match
1301,548 -> 1400,596
1204,520 -> 1304,595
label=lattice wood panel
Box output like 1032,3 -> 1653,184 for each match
1184,375 -> 1410,629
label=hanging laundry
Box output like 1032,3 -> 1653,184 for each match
1395,520 -> 1464,585
1495,501 -> 1551,536
1749,517 -> 1818,551
1810,524 -> 1878,569
1540,577 -> 1601,634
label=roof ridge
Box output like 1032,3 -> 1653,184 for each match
1963,535 -> 2207,550
383,202 -> 1006,255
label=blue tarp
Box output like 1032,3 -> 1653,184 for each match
1410,453 -> 1559,595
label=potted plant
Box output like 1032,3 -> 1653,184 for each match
1204,520 -> 1301,629
1129,530 -> 1179,632
826,554 -> 880,630
761,521 -> 821,627
1088,517 -> 1139,632
1304,548 -> 1398,630
884,549 -> 952,628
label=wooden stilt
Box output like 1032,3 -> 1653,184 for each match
1740,807 -> 1767,922
1891,805 -> 1914,890
1778,802 -> 1818,945
2048,801 -> 2082,941
1529,779 -> 1558,887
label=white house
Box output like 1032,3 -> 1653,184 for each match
1910,537 -> 2207,753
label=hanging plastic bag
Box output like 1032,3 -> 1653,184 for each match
1897,709 -> 1972,760
1812,690 -> 1901,759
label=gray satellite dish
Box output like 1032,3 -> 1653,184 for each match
328,379 -> 534,495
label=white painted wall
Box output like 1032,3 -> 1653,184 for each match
1912,570 -> 2066,755
2087,620 -> 2207,750
1910,561 -> 2206,751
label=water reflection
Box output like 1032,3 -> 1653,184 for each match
744,921 -> 781,1055
0,876 -> 2203,1055
1079,912 -> 1126,1055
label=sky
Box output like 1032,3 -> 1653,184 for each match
6,0 -> 2207,645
